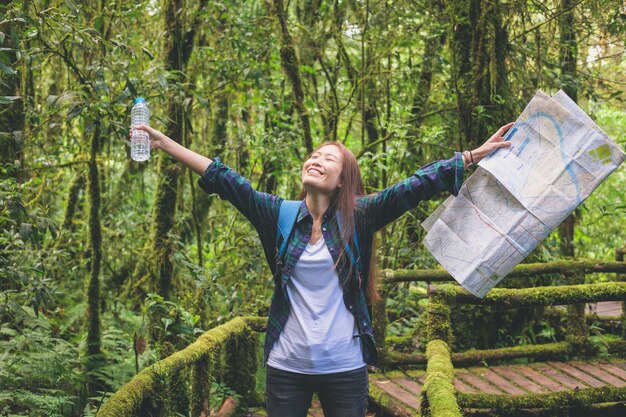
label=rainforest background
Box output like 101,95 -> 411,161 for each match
0,0 -> 625,415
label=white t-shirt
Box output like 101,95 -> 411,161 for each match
267,237 -> 365,374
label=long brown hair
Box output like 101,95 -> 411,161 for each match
299,142 -> 380,304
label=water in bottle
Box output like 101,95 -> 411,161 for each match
130,97 -> 150,161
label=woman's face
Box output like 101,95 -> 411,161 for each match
301,145 -> 344,195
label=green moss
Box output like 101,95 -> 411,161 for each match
403,369 -> 428,383
421,340 -> 461,417
223,329 -> 258,405
389,337 -> 609,368
61,173 -> 85,230
382,268 -> 452,283
387,334 -> 415,346
191,354 -> 210,417
457,386 -> 626,414
368,376 -> 416,417
372,296 -> 389,367
432,282 -> 626,308
167,366 -> 189,416
427,295 -> 452,345
98,317 -> 255,417
607,339 -> 626,356
86,126 -> 103,398
381,260 -> 626,284
241,316 -> 268,332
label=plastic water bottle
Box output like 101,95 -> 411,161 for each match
130,97 -> 150,161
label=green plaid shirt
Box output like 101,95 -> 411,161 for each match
198,153 -> 464,366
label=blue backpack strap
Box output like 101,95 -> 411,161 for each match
277,200 -> 301,258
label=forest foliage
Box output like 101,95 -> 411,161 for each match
1,0 -> 625,415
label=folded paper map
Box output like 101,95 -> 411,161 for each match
422,90 -> 626,298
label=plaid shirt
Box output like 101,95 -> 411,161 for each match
198,153 -> 464,366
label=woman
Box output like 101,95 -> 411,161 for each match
133,122 -> 513,416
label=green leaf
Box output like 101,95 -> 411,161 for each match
158,73 -> 168,89
300,64 -> 316,74
66,104 -> 85,122
94,15 -> 104,32
161,317 -> 173,331
142,47 -> 154,60
0,95 -> 20,104
0,61 -> 17,76
19,223 -> 33,241
65,0 -> 79,15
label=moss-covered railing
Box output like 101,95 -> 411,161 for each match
379,260 -> 626,283
372,259 -> 626,365
97,316 -> 266,417
369,252 -> 626,417
419,281 -> 626,416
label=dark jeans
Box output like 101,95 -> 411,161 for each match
265,365 -> 369,417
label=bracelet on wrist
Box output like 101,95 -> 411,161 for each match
463,150 -> 474,167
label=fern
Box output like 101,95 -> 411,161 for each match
0,389 -> 77,417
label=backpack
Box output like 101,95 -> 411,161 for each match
276,200 -> 362,285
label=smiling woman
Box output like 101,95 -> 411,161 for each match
130,123 -> 512,417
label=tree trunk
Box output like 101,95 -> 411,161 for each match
558,0 -> 583,336
0,7 -> 24,180
448,0 -> 511,149
150,0 -> 201,300
85,123 -> 103,398
273,0 -> 314,154
405,0 -> 447,243
557,0 -> 578,259
62,173 -> 85,231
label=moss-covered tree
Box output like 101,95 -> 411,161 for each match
0,1 -> 24,180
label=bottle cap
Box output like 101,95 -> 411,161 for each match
135,97 -> 146,104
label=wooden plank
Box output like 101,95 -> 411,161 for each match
455,371 -> 506,395
453,377 -> 480,394
469,368 -> 527,395
597,360 -> 626,381
570,362 -> 626,387
593,301 -> 622,316
508,364 -> 566,392
390,376 -> 423,395
403,369 -> 426,384
546,361 -> 606,388
613,361 -> 626,373
490,366 -> 548,394
371,376 -> 421,411
530,362 -> 586,390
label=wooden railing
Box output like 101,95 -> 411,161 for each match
97,316 -> 266,417
414,250 -> 626,417
100,248 -> 626,417
419,282 -> 626,416
372,258 -> 626,367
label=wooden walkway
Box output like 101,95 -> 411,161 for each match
587,301 -> 622,317
370,359 -> 626,414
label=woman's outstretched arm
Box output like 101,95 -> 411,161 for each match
131,124 -> 281,249
360,122 -> 515,231
132,124 -> 212,175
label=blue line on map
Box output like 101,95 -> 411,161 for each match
504,126 -> 517,141
515,111 -> 581,205
483,126 -> 518,161
516,136 -> 531,156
